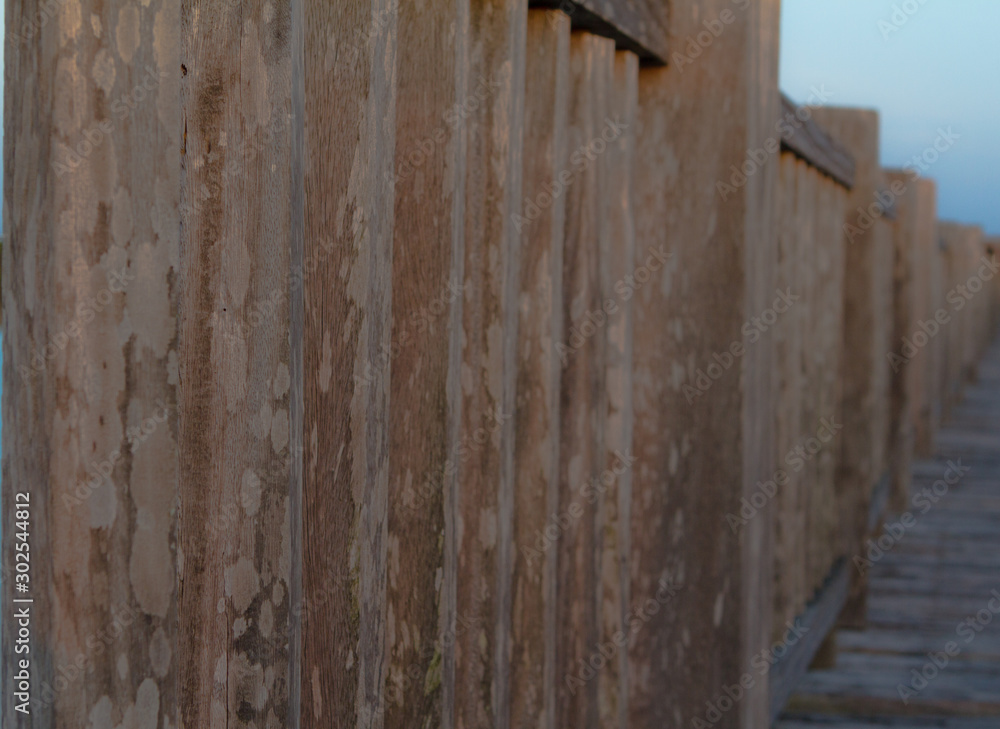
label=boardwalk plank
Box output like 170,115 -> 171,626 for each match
777,334 -> 1000,725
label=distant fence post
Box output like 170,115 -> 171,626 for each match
807,108 -> 894,629
909,180 -> 941,457
885,169 -> 919,513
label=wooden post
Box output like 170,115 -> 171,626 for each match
885,170 -> 919,513
599,48 -> 639,729
910,179 -> 940,457
629,0 -> 780,726
511,9 -> 569,728
807,107 -> 892,629
938,223 -> 972,420
179,1 -> 294,726
3,1 -> 181,726
454,1 -> 525,727
773,153 -> 802,634
556,31 -> 614,727
296,1 -> 397,727
384,0 -> 467,726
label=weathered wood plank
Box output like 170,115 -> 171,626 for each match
454,1 -> 525,726
774,153 -> 805,632
628,1 -> 781,726
296,0 -> 397,726
741,3 -> 782,724
770,559 -> 850,722
384,0 -> 467,726
886,169 -> 919,513
893,175 -> 938,458
511,9 -> 569,729
780,94 -> 856,190
556,30 -> 614,728
598,47 -> 639,729
780,337 -> 1000,725
530,0 -> 669,64
2,0 -> 181,726
179,1 -> 293,726
807,107 -> 893,629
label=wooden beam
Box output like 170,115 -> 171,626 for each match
780,94 -> 856,190
769,559 -> 850,722
530,0 -> 669,64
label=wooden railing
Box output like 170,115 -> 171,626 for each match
4,1 -> 999,728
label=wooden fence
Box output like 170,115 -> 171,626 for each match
3,1 -> 998,728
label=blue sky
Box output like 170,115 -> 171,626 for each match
781,0 -> 1000,236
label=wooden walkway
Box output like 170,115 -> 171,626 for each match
776,335 -> 1000,728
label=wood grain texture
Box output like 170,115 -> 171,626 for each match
938,223 -> 980,423
598,48 -> 639,729
780,348 -> 1000,724
511,10 -> 569,729
774,154 -> 805,634
780,94 -> 856,189
908,179 -> 938,457
813,179 -> 847,594
741,1 -> 781,725
628,1 -> 780,726
178,2 -> 294,727
530,0 -> 669,63
769,559 -> 849,722
296,0 -> 397,726
885,170 -> 919,514
454,1 -> 525,727
556,31 -> 614,729
807,107 -> 891,630
384,0 -> 467,726
3,0 -> 181,726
